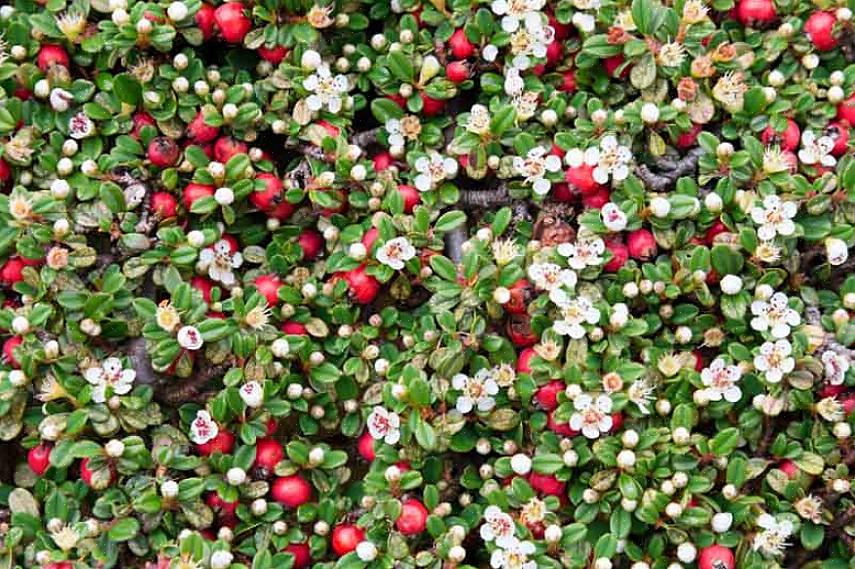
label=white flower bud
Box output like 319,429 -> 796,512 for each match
541,109 -> 558,127
801,54 -> 819,70
210,551 -> 233,569
616,449 -> 636,469
136,18 -> 153,35
308,447 -> 325,466
661,480 -> 675,495
301,50 -> 322,70
8,370 -> 28,387
582,489 -> 599,503
665,502 -> 683,518
11,316 -> 29,334
251,498 -> 268,516
675,326 -> 692,344
167,2 -> 189,21
830,70 -> 846,85
834,421 -> 851,439
722,483 -> 738,499
704,192 -> 723,213
510,453 -> 532,475
449,545 -> 466,562
621,429 -> 639,448
677,543 -> 696,563
640,103 -> 660,124
768,70 -> 785,87
356,541 -> 378,561
222,103 -> 239,121
105,439 -> 125,457
711,512 -> 733,533
214,187 -> 234,205
828,85 -> 845,104
227,467 -> 246,486
837,7 -> 852,21
493,286 -> 511,304
112,8 -> 130,25
161,480 -> 179,498
650,196 -> 671,218
34,79 -> 50,99
563,449 -> 578,467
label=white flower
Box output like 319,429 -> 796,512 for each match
822,351 -> 850,386
414,151 -> 458,192
513,146 -> 562,195
303,64 -> 349,114
753,340 -> 795,384
385,118 -> 406,148
590,136 -> 631,184
356,541 -> 378,562
720,274 -> 743,295
367,406 -> 401,444
750,195 -> 797,241
239,381 -> 264,408
527,262 -> 576,291
510,453 -> 532,475
572,12 -> 596,32
189,410 -> 219,445
627,378 -> 655,415
750,292 -> 801,338
557,233 -> 605,269
480,505 -> 517,548
798,130 -> 836,167
198,239 -> 243,285
508,18 -> 555,68
466,104 -> 491,136
49,88 -> 73,112
490,539 -> 537,569
491,0 -> 547,33
84,357 -> 136,403
553,295 -> 601,338
657,42 -> 686,67
753,514 -> 793,557
376,237 -> 416,270
452,369 -> 499,414
156,301 -> 181,332
700,357 -> 742,403
712,512 -> 733,533
504,67 -> 525,96
210,550 -> 234,569
649,196 -> 671,218
483,44 -> 499,62
68,112 -> 95,139
177,325 -> 204,350
825,237 -> 849,266
569,393 -> 614,439
51,523 -> 81,552
601,202 -> 628,232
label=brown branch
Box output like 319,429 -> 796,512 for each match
635,147 -> 705,191
444,218 -> 468,263
127,336 -> 159,386
458,183 -> 508,208
157,360 -> 233,406
351,127 -> 381,148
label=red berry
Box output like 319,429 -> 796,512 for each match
80,457 -> 116,488
214,2 -> 252,44
183,182 -> 215,210
838,93 -> 855,125
552,183 -> 574,202
213,137 -> 248,163
804,11 -> 838,51
609,412 -> 624,433
396,499 -> 429,535
283,543 -> 311,569
191,276 -> 215,303
604,240 -> 629,272
604,55 -> 630,79
528,472 -> 566,496
387,94 -> 407,108
735,0 -> 777,25
271,474 -> 313,508
449,28 -> 474,59
505,279 -> 531,315
517,347 -> 536,373
332,524 -> 364,556
250,172 -> 285,211
548,409 -> 578,436
827,122 -> 850,156
196,430 -> 235,456
761,118 -> 800,151
397,184 -> 422,214
698,545 -> 735,569
195,3 -> 217,39
2,336 -> 23,368
778,459 -> 799,479
281,321 -> 307,335
582,188 -> 610,209
28,443 -> 51,475
705,220 -> 728,245
151,192 -> 178,218
446,60 -> 470,83
373,152 -> 394,172
357,431 -> 376,461
254,438 -> 284,471
339,264 -> 381,304
187,111 -> 220,144
506,315 -> 538,347
420,92 -> 445,117
692,350 -> 704,372
559,70 -> 577,93
254,274 -> 282,306
37,44 -> 70,71
0,258 -> 26,285
627,228 -> 657,261
545,40 -> 562,67
45,563 -> 73,569
205,491 -> 238,516
535,380 -> 565,411
362,227 -> 380,252
258,45 -> 288,65
265,418 -> 278,436
147,137 -> 181,168
565,165 -> 603,194
298,230 -> 324,261
131,112 -> 157,139
676,124 -> 702,149
549,13 -> 573,40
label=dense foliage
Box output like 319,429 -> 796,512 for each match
0,0 -> 855,567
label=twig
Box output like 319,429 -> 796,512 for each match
351,127 -> 381,148
127,337 -> 158,386
635,147 -> 705,191
458,183 -> 508,208
444,218 -> 468,263
157,360 -> 232,406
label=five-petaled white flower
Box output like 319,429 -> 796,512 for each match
552,294 -> 601,338
376,237 -> 416,270
198,239 -> 244,286
414,151 -> 458,192
239,381 -> 264,408
750,292 -> 800,338
753,340 -> 795,384
385,118 -> 407,148
452,369 -> 499,414
303,64 -> 349,114
797,130 -> 836,167
177,325 -> 204,350
189,410 -> 219,445
822,351 -> 850,386
700,357 -> 743,403
574,135 -> 633,185
490,539 -> 537,569
466,104 -> 491,136
569,393 -> 614,439
627,378 -> 655,415
513,146 -> 562,195
480,505 -> 517,548
601,202 -> 628,232
557,232 -> 605,269
527,262 -> 576,291
367,406 -> 401,444
84,357 -> 136,403
753,514 -> 793,557
750,195 -> 797,241
508,18 -> 555,69
490,0 -> 547,32
69,112 -> 95,139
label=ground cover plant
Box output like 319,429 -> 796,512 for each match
0,0 -> 854,567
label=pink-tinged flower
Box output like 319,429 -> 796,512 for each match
177,325 -> 204,350
822,351 -> 850,385
700,357 -> 742,403
84,357 -> 136,403
753,340 -> 794,384
239,381 -> 264,408
189,410 -> 219,445
569,393 -> 613,439
750,292 -> 800,339
480,505 -> 516,548
367,406 -> 401,444
68,112 -> 95,139
198,239 -> 243,286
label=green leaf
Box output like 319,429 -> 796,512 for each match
710,427 -> 740,456
387,52 -> 415,83
711,244 -> 744,275
434,210 -> 467,232
100,182 -> 126,214
108,517 -> 140,541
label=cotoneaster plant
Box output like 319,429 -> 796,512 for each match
0,0 -> 854,568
